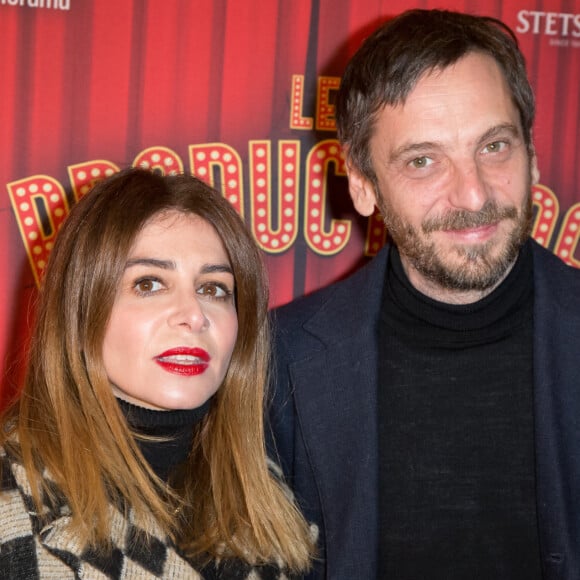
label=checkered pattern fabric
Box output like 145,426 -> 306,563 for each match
0,449 -> 301,579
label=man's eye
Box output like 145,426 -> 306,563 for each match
483,141 -> 507,153
410,156 -> 432,169
134,278 -> 163,294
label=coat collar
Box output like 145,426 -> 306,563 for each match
288,246 -> 390,578
301,246 -> 389,347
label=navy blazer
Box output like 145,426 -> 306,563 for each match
269,241 -> 580,580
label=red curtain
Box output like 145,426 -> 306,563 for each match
0,0 -> 578,403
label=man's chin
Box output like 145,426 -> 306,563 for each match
424,250 -> 516,291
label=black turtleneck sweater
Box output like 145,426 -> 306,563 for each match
377,241 -> 543,579
117,398 -> 210,482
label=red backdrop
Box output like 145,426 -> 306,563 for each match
1,0 -> 579,404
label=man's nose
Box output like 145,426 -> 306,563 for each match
448,161 -> 490,212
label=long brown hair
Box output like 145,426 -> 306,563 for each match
1,168 -> 313,570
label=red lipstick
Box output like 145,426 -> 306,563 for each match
154,347 -> 210,376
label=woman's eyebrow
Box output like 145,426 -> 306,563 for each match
124,258 -> 175,270
201,263 -> 234,275
123,259 -> 233,275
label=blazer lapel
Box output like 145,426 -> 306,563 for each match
289,248 -> 389,578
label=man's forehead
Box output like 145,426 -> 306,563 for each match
370,54 -> 519,144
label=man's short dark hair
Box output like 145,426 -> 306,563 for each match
336,9 -> 535,182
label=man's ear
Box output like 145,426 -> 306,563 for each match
346,158 -> 378,217
529,142 -> 540,185
530,151 -> 540,185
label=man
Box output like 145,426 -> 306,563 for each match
269,9 -> 580,580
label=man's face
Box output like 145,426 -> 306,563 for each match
347,52 -> 537,302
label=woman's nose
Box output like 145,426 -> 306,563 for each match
167,293 -> 209,331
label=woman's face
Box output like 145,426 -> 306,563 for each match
103,211 -> 238,410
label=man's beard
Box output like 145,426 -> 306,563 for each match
378,188 -> 534,292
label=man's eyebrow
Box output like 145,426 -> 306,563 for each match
477,123 -> 521,146
389,141 -> 442,164
388,123 -> 522,164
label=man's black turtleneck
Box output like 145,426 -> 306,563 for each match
117,398 -> 210,482
377,241 -> 542,579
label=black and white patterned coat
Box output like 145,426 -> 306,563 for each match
0,448 -> 300,579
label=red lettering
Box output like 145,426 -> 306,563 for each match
315,77 -> 340,132
248,140 -> 299,253
304,140 -> 350,254
132,147 -> 183,176
7,175 -> 70,285
189,143 -> 244,215
289,75 -> 314,130
68,160 -> 120,202
554,202 -> 580,266
530,184 -> 559,248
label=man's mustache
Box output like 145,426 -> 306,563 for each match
422,201 -> 518,234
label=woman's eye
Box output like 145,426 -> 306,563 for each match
197,283 -> 232,300
134,278 -> 163,295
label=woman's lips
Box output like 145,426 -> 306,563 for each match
154,347 -> 210,376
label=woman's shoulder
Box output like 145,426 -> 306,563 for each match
0,446 -> 199,579
0,442 -> 63,516
0,445 -> 47,578
0,443 -> 31,508
0,451 -> 308,579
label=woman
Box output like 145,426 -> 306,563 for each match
0,168 -> 314,578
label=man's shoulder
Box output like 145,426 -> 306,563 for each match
530,241 -> 580,326
531,241 -> 580,290
273,245 -> 390,331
